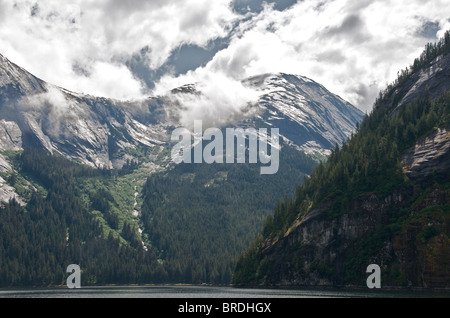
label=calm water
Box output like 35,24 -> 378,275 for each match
0,285 -> 447,298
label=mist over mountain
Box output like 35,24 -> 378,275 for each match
0,50 -> 364,286
0,52 -> 363,172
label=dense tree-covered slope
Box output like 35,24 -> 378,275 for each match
0,149 -> 165,286
232,31 -> 450,288
140,145 -> 318,283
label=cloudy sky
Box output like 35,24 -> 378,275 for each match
0,0 -> 449,112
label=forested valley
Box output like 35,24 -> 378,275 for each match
0,140 -> 318,286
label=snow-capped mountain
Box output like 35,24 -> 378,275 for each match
244,73 -> 364,155
0,53 -> 364,169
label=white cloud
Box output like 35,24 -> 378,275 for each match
1,0 -> 448,112
0,0 -> 238,100
158,0 -> 450,112
71,61 -> 146,100
19,84 -> 77,137
158,71 -> 261,130
24,84 -> 73,115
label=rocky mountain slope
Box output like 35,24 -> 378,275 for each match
0,52 -> 363,169
0,53 -> 171,170
245,73 -> 363,155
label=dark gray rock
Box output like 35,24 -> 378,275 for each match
402,127 -> 450,184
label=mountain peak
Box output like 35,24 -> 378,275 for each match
0,52 -> 363,167
243,72 -> 364,155
244,72 -> 318,88
0,52 -> 47,95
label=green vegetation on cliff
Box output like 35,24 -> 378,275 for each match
0,149 -> 165,286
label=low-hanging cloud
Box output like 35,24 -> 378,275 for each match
18,84 -> 78,138
159,72 -> 261,130
21,84 -> 74,117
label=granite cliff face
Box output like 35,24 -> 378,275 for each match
256,181 -> 449,288
259,191 -> 411,286
402,127 -> 450,184
397,53 -> 450,107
